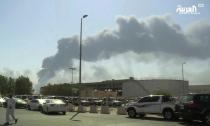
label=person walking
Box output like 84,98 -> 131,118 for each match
4,95 -> 18,125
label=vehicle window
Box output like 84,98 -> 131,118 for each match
45,100 -> 51,103
196,95 -> 209,103
162,96 -> 170,102
38,99 -> 45,104
31,100 -> 38,103
162,96 -> 175,102
14,98 -> 26,103
149,96 -> 160,102
52,99 -> 65,104
179,95 -> 193,103
33,96 -> 39,99
22,96 -> 27,99
138,96 -> 159,102
138,97 -> 150,103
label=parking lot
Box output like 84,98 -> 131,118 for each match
0,107 -> 205,126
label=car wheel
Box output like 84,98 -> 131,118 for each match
139,113 -> 146,118
163,109 -> 174,120
38,106 -> 42,111
204,112 -> 210,125
174,115 -> 179,120
41,108 -> 44,113
63,111 -> 66,115
27,105 -> 31,110
128,109 -> 136,118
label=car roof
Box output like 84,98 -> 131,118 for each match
144,95 -> 164,97
187,93 -> 210,95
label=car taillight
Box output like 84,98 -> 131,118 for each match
189,103 -> 198,108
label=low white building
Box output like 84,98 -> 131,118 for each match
122,79 -> 189,97
189,85 -> 210,93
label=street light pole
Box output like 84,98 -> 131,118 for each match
69,67 -> 76,83
182,62 -> 186,95
182,62 -> 186,81
70,14 -> 88,120
79,14 -> 88,85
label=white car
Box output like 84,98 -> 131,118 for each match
0,97 -> 5,107
125,95 -> 178,120
42,99 -> 66,115
27,99 -> 46,111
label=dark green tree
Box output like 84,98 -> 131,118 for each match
0,75 -> 8,96
40,83 -> 92,96
152,90 -> 173,97
6,77 -> 15,95
15,76 -> 33,95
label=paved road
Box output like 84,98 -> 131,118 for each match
0,107 -> 205,126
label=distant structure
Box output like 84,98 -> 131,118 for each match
82,80 -> 125,91
82,77 -> 189,97
189,85 -> 210,93
122,79 -> 189,97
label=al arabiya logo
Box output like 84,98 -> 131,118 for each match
176,4 -> 204,15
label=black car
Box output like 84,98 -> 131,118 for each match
175,93 -> 210,125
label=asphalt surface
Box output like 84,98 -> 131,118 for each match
0,107 -> 205,126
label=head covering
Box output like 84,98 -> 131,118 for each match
9,94 -> 13,98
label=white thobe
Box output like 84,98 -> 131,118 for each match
6,98 -> 16,122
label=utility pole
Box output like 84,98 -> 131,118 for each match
79,14 -> 88,84
182,62 -> 186,95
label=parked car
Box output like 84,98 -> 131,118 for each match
14,98 -> 27,108
0,97 -> 5,107
27,99 -> 47,111
125,95 -> 178,120
93,98 -> 103,106
80,99 -> 90,106
175,93 -> 210,125
109,99 -> 122,107
15,95 -> 30,102
4,98 -> 27,109
42,99 -> 66,115
102,97 -> 122,106
71,97 -> 80,105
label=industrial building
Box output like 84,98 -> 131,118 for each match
82,78 -> 189,97
189,85 -> 210,93
122,79 -> 189,97
82,79 -> 128,91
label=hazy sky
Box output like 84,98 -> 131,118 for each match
0,0 -> 210,90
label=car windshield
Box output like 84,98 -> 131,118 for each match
14,98 -> 26,103
38,99 -> 46,104
52,99 -> 65,104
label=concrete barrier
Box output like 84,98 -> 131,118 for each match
77,105 -> 86,113
117,106 -> 127,115
90,105 -> 98,113
68,103 -> 75,112
101,106 -> 110,114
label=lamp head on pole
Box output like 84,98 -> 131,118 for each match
83,15 -> 88,18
